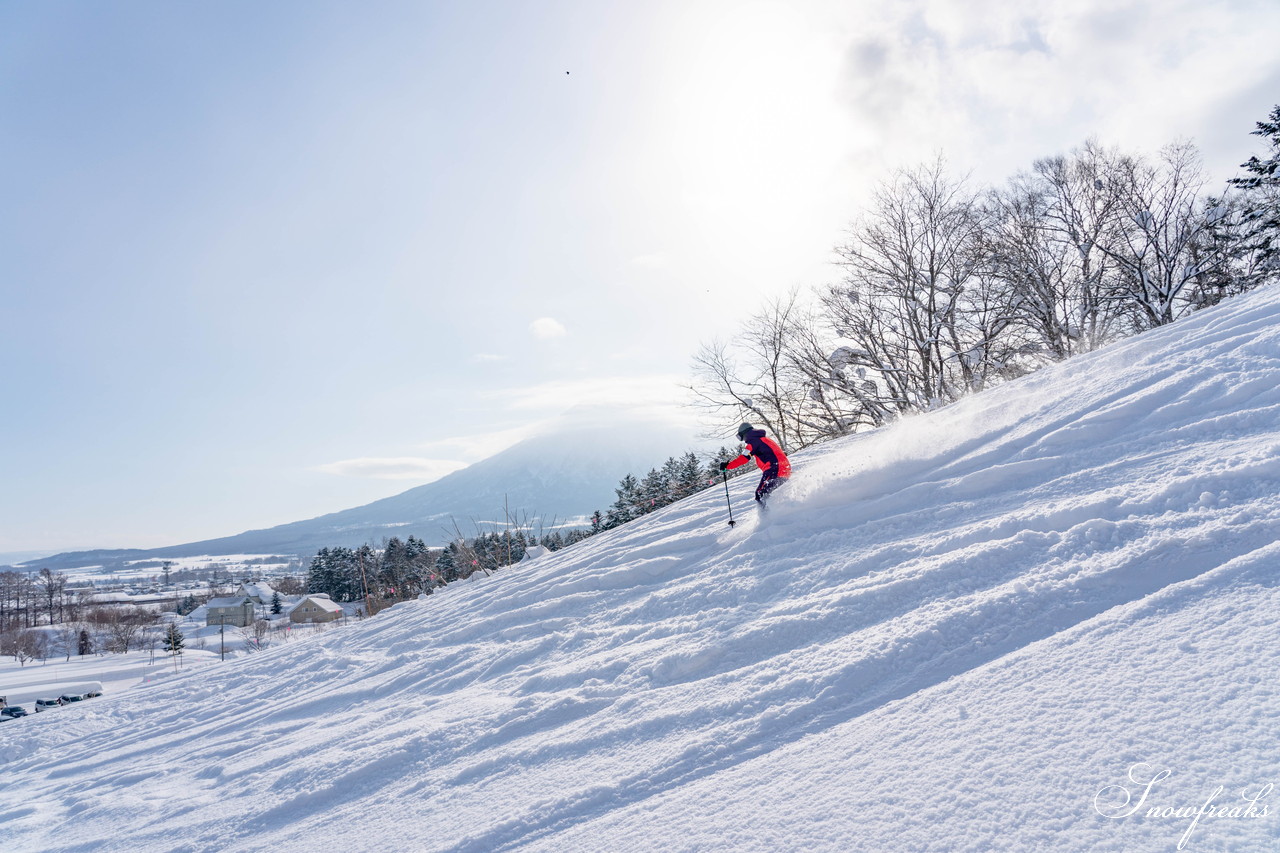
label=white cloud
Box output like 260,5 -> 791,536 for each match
529,317 -> 567,340
827,0 -> 1280,183
315,457 -> 469,481
414,425 -> 534,462
485,373 -> 697,416
413,379 -> 703,464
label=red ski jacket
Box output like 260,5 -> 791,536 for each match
726,429 -> 791,478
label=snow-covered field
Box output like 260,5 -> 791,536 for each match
3,286 -> 1280,852
0,650 -> 222,710
41,554 -> 297,587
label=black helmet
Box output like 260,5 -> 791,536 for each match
736,422 -> 754,440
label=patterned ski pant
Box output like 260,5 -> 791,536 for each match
755,470 -> 787,503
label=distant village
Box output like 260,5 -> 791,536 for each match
0,555 -> 368,669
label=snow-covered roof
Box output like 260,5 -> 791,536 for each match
82,592 -> 133,603
287,595 -> 343,614
522,545 -> 551,561
206,596 -> 255,609
240,581 -> 276,600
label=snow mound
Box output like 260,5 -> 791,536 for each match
4,287 -> 1280,851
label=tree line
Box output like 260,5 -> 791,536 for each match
303,446 -> 748,606
1,568 -> 71,630
590,448 -> 747,531
305,529 -> 599,608
691,110 -> 1280,449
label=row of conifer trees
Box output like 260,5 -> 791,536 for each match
304,445 -> 748,606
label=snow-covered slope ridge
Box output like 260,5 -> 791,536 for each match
5,287 -> 1280,852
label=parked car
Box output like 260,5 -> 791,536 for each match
0,706 -> 27,718
59,693 -> 85,704
83,688 -> 103,699
34,698 -> 62,712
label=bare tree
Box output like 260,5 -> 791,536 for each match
37,568 -> 68,625
140,625 -> 160,664
52,623 -> 79,661
1020,140 -> 1133,354
688,288 -> 816,450
239,618 -> 271,653
774,306 -> 888,435
1,571 -> 37,629
1,628 -> 44,666
825,159 -> 997,415
682,130 -> 1270,459
94,606 -> 156,653
1098,142 -> 1229,328
273,575 -> 305,595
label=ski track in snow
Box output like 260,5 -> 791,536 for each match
4,286 -> 1280,851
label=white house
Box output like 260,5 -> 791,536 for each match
288,594 -> 344,624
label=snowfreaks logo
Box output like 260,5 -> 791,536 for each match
1094,763 -> 1273,850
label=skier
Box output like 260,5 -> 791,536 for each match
720,422 -> 791,505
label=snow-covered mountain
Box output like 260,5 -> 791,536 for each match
4,287 -> 1280,851
26,409 -> 708,568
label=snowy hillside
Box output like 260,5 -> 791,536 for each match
4,287 -> 1280,852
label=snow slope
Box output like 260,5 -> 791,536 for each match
4,287 -> 1280,852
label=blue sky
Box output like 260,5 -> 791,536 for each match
3,0 -> 1279,555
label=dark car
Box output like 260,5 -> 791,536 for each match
0,706 -> 28,718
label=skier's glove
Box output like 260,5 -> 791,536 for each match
718,461 -> 729,471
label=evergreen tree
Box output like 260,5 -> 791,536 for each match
606,474 -> 642,528
162,623 -> 184,654
306,547 -> 362,602
405,535 -> 428,560
511,528 -> 529,563
354,544 -> 376,602
712,445 -> 746,476
435,544 -> 459,583
403,535 -> 433,595
335,547 -> 362,601
1228,104 -> 1280,274
77,628 -> 93,656
306,548 -> 334,597
380,537 -> 409,597
162,623 -> 184,672
638,467 -> 667,513
472,533 -> 497,574
677,452 -> 707,498
270,591 -> 283,615
660,456 -> 683,499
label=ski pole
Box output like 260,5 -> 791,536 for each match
722,470 -> 736,527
